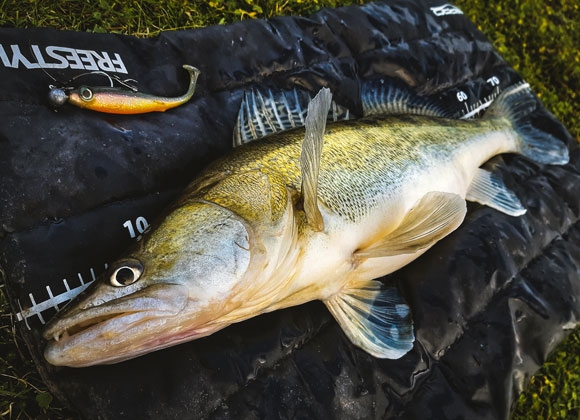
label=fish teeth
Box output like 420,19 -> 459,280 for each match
53,330 -> 69,342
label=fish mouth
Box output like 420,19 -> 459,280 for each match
46,311 -> 146,344
43,284 -> 190,367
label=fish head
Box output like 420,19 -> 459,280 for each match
43,201 -> 254,367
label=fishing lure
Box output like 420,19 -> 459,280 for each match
48,65 -> 200,114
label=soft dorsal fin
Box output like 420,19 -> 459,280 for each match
361,78 -> 453,118
324,280 -> 414,358
357,191 -> 466,258
466,168 -> 526,216
300,87 -> 332,232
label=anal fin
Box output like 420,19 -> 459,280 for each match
357,191 -> 466,258
466,168 -> 526,216
324,280 -> 414,359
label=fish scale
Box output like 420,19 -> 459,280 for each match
200,115 -> 514,223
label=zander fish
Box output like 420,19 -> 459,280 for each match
43,84 -> 568,367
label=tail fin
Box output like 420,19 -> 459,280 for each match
485,83 -> 569,165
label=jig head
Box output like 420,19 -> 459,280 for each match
48,65 -> 200,114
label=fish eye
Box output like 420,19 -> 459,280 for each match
79,86 -> 94,101
110,260 -> 144,287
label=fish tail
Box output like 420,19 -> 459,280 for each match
486,83 -> 569,165
180,65 -> 201,102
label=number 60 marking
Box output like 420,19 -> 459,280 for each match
456,91 -> 468,102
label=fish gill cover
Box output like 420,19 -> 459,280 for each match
0,0 -> 579,419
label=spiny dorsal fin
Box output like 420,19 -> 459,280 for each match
324,280 -> 414,358
357,191 -> 466,258
300,87 -> 332,232
233,87 -> 351,146
466,168 -> 526,216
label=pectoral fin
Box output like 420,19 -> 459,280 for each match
357,191 -> 466,258
300,87 -> 332,232
466,168 -> 526,216
324,280 -> 414,358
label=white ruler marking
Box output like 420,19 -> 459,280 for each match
15,263 -> 107,329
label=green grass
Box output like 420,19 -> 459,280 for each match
0,288 -> 76,420
511,329 -> 580,420
0,1 -> 579,419
0,0 -> 364,34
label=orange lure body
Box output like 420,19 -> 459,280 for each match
50,65 -> 200,114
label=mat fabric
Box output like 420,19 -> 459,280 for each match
1,1 -> 579,419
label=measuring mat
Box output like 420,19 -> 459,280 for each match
1,1 -> 579,419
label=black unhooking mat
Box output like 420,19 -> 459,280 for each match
1,1 -> 579,419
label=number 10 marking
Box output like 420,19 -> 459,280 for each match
123,217 -> 149,238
